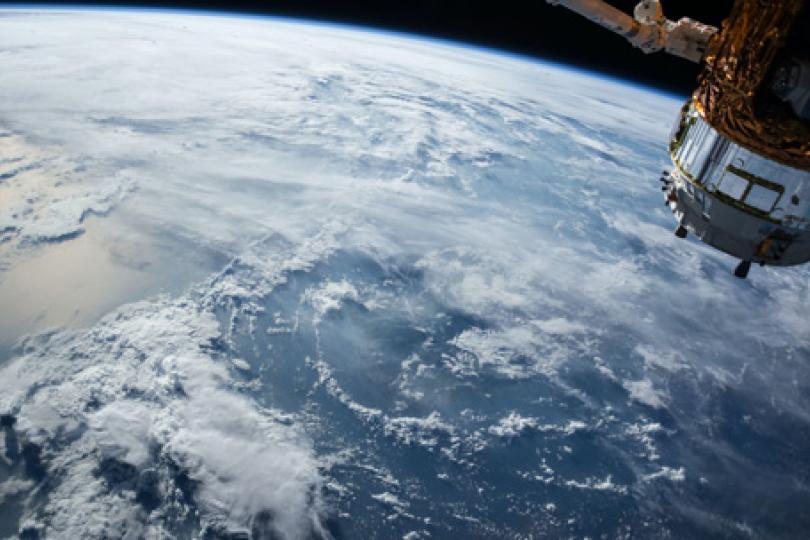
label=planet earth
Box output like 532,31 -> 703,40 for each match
0,7 -> 809,539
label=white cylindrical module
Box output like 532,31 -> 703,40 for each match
666,101 -> 810,266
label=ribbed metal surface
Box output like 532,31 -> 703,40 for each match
668,100 -> 810,265
671,101 -> 810,228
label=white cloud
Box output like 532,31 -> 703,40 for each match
488,412 -> 538,437
623,379 -> 667,409
642,466 -> 685,483
384,411 -> 456,448
304,279 -> 359,321
0,478 -> 34,504
564,475 -> 628,495
0,297 -> 325,539
634,344 -> 688,373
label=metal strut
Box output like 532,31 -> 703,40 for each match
545,0 -> 716,63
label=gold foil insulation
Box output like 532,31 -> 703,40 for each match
694,0 -> 810,171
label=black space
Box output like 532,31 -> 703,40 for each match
3,1 -> 736,94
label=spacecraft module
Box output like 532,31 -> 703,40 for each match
547,0 -> 810,278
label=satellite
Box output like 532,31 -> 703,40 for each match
547,0 -> 810,278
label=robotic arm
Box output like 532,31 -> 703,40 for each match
546,0 -> 716,63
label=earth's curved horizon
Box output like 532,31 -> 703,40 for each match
0,2 -> 692,98
0,7 -> 808,539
